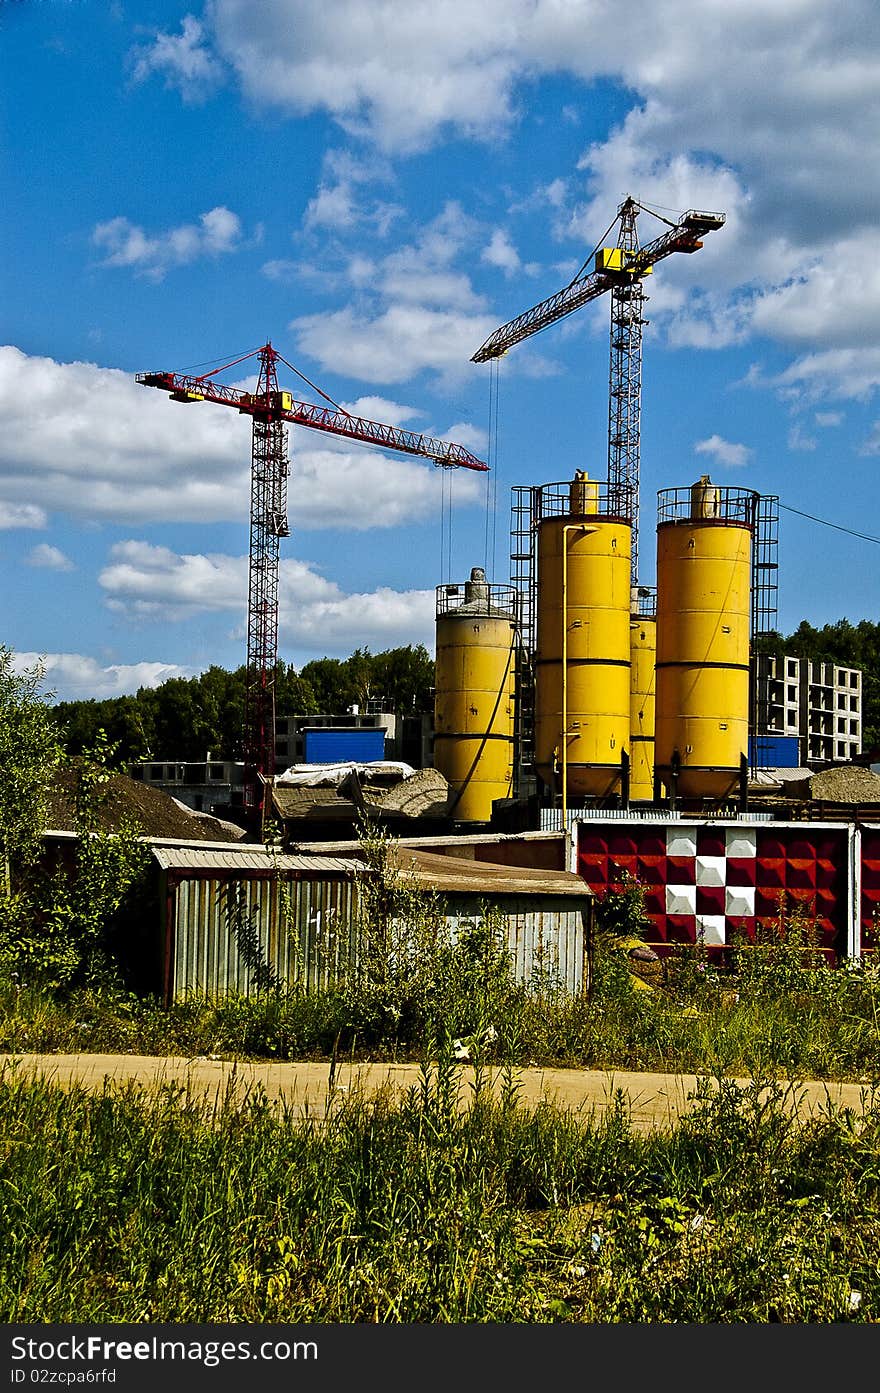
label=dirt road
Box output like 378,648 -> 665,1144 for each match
1,1053 -> 875,1132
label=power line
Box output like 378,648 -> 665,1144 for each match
780,502 -> 880,547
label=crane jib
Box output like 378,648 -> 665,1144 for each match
471,204 -> 725,363
469,199 -> 725,588
136,371 -> 489,471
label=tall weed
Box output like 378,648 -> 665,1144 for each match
1,1069 -> 877,1323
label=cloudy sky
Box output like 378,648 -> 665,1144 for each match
3,0 -> 880,701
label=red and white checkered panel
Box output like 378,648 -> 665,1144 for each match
860,826 -> 880,954
577,821 -> 848,955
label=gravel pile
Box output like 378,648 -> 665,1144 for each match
43,766 -> 247,842
801,765 -> 880,804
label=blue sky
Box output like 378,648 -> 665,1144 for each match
3,0 -> 879,702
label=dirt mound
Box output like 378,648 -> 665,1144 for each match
802,765 -> 880,804
43,766 -> 247,842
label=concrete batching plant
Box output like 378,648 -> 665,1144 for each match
506,472 -> 778,818
533,472 -> 633,805
434,568 -> 517,824
654,477 -> 758,804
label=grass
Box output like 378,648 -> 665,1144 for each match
2,934 -> 880,1085
4,820 -> 879,1083
0,1062 -> 877,1323
3,858 -> 880,1326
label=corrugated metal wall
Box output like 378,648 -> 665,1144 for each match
167,871 -> 361,1000
441,896 -> 587,994
164,871 -> 588,1001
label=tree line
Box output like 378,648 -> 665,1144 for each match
53,645 -> 436,767
49,620 -> 880,770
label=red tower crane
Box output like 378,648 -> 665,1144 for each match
472,197 -> 725,584
138,342 -> 488,816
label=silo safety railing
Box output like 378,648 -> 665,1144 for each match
536,478 -> 634,524
657,485 -> 759,528
435,581 -> 518,618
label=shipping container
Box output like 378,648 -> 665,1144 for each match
302,726 -> 386,763
750,734 -> 801,768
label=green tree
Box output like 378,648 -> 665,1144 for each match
39,733 -> 150,988
273,661 -> 318,720
0,649 -> 63,896
0,651 -> 148,990
297,656 -> 353,713
298,646 -> 435,716
369,644 -> 435,712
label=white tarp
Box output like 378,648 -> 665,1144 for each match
275,761 -> 416,788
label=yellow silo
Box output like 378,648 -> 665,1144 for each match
434,567 -> 516,824
654,476 -> 754,801
629,591 -> 656,801
534,472 -> 632,801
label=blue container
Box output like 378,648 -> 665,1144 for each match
750,734 -> 801,769
302,726 -> 386,764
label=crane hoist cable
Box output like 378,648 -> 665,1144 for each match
484,357 -> 502,580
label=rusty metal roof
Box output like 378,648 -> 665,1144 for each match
383,847 -> 592,898
149,843 -> 589,897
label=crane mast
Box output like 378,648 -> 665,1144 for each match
138,342 -> 488,817
245,345 -> 288,817
609,198 -> 644,578
472,197 -> 725,585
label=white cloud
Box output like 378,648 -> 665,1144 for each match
0,501 -> 46,529
289,440 -> 483,528
748,231 -> 880,348
301,148 -> 402,235
97,540 -> 436,654
339,396 -> 423,427
27,543 -> 75,571
694,434 -> 752,469
292,200 -> 557,385
208,0 -> 523,154
0,346 -> 482,528
482,229 -> 521,276
858,422 -> 880,457
186,2 -> 880,392
261,259 -> 299,282
0,345 -> 248,525
199,0 -> 877,216
815,411 -> 843,428
304,181 -> 357,231
92,206 -> 243,281
283,585 -> 435,653
769,349 -> 880,404
289,201 -> 494,384
99,542 -> 244,620
187,3 -> 880,246
12,652 -> 188,703
292,304 -> 496,385
787,424 -> 817,453
129,14 -> 223,102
